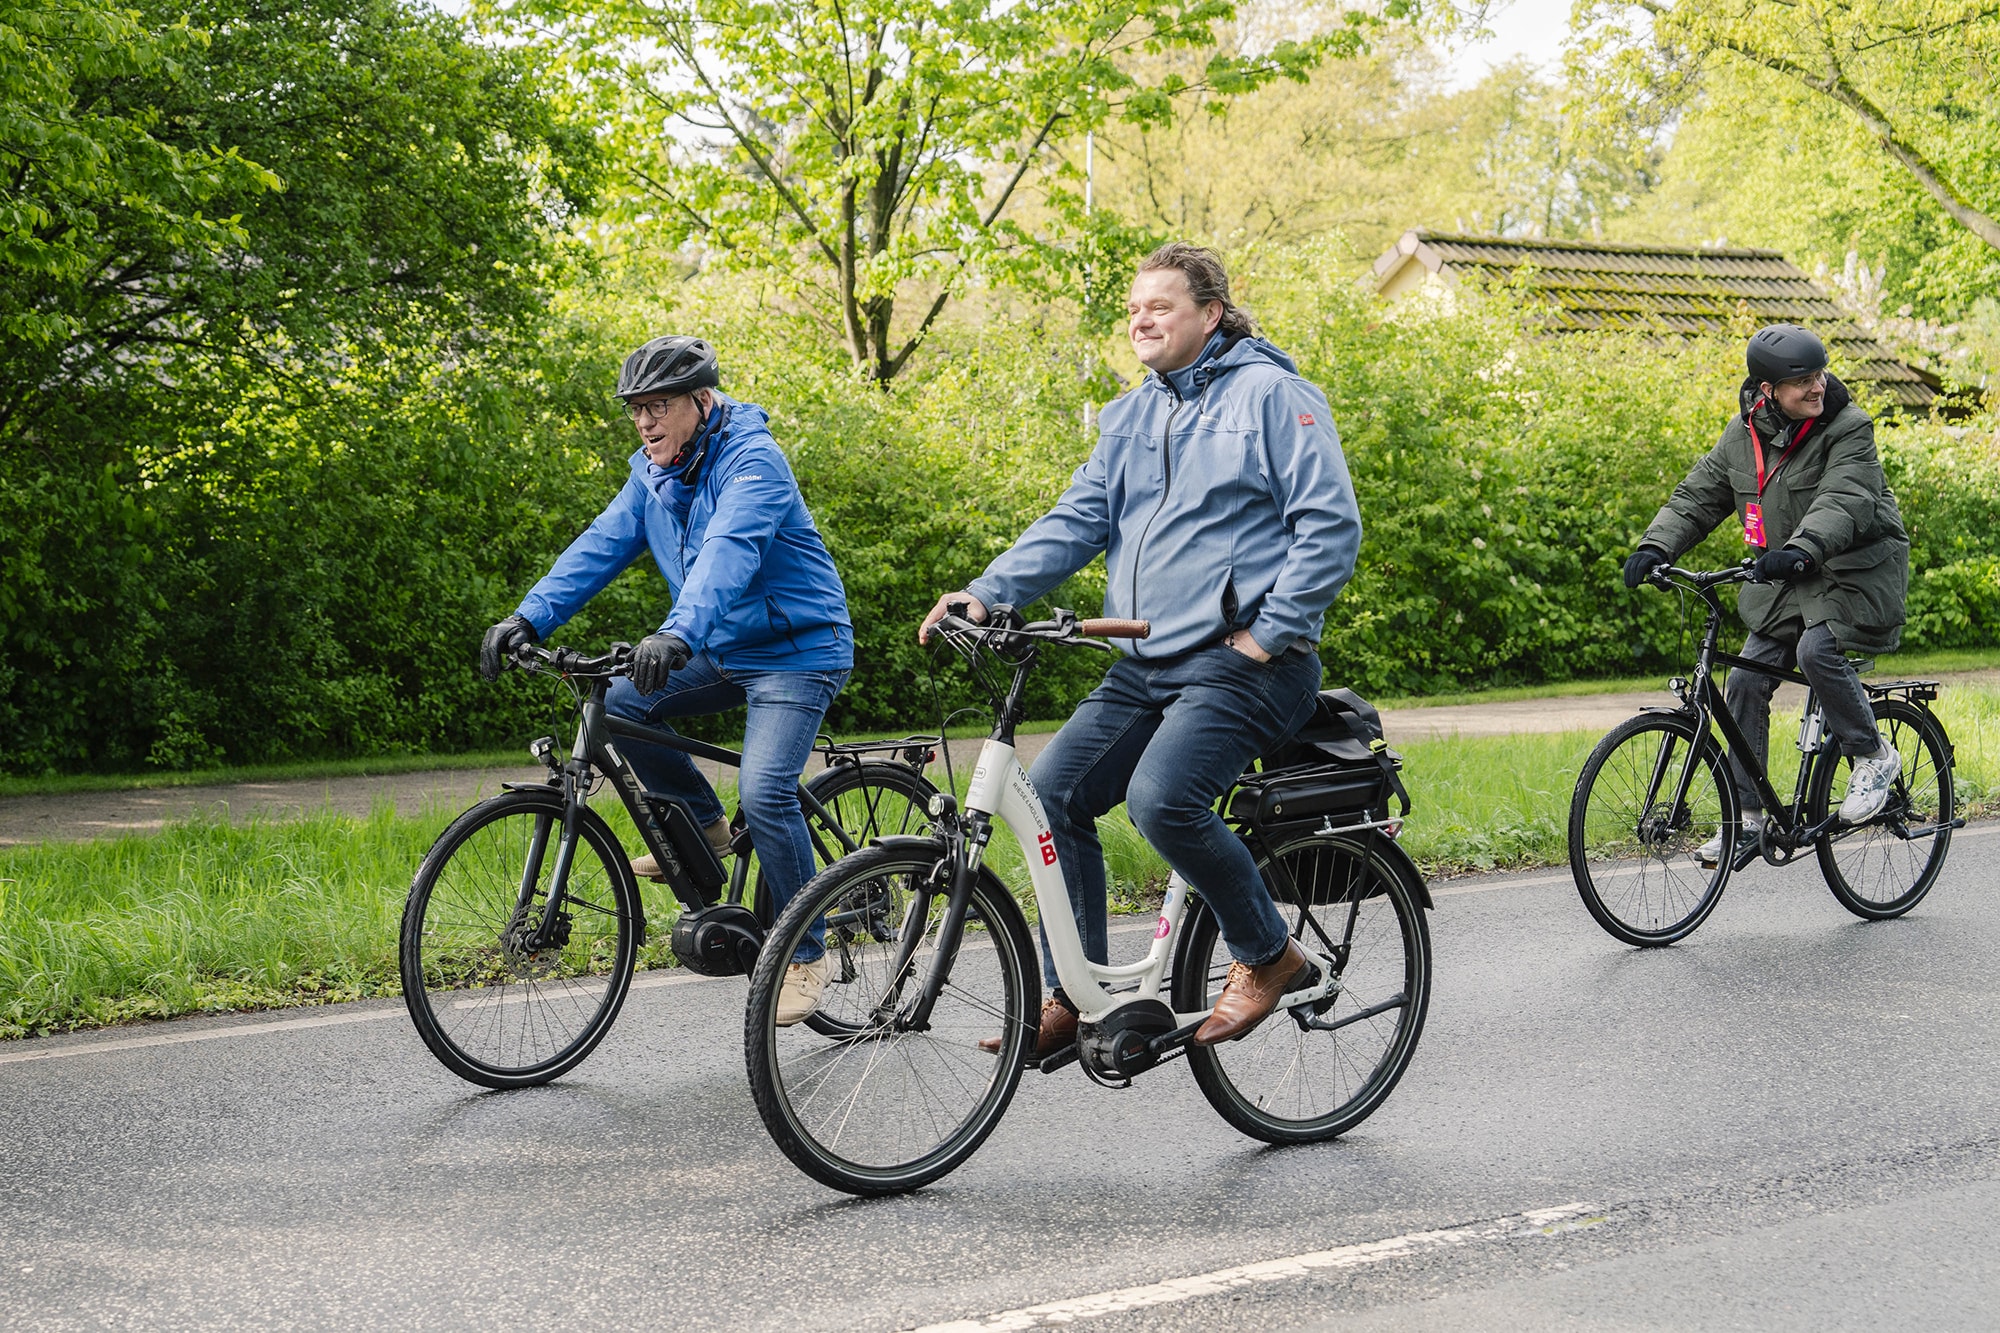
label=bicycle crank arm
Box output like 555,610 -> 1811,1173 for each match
1893,816 -> 1967,842
1300,991 -> 1409,1034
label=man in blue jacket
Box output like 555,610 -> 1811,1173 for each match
480,336 -> 853,1024
921,243 -> 1362,1053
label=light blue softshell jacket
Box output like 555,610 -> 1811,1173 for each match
967,336 -> 1361,658
515,395 -> 854,671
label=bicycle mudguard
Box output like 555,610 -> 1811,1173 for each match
864,835 -> 1039,946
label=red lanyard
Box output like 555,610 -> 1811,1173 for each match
1747,397 -> 1817,497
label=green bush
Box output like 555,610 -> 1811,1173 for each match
6,248 -> 1999,775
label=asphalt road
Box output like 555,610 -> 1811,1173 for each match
4,827 -> 1997,1330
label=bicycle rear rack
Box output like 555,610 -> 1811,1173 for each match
815,733 -> 940,770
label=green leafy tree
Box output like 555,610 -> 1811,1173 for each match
1584,0 -> 2000,257
0,0 -> 601,772
493,0 -> 1386,380
0,0 -> 275,352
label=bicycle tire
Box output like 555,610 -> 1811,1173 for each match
1175,833 -> 1431,1144
744,842 -> 1037,1196
401,787 -> 640,1088
1810,697 -> 1956,920
1568,713 -> 1737,946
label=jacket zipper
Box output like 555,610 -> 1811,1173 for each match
1128,378 -> 1215,648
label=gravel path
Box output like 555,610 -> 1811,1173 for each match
5,668 -> 1990,846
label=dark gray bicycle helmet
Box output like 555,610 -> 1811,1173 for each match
616,335 -> 720,401
1746,324 -> 1828,385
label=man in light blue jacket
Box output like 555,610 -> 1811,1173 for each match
480,336 -> 853,1023
921,243 -> 1362,1053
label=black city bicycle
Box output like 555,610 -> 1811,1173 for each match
745,608 -> 1432,1195
400,641 -> 939,1088
1568,561 -> 1961,947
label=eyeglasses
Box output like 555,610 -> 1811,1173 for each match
1779,370 -> 1827,390
624,397 -> 684,423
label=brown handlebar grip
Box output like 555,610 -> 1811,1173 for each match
1078,618 -> 1150,639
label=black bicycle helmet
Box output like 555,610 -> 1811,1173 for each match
1746,324 -> 1828,385
615,335 -> 720,400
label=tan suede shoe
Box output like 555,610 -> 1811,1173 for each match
977,997 -> 1078,1057
775,956 -> 832,1027
1192,939 -> 1314,1045
630,819 -> 734,881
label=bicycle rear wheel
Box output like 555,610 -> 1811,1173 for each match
401,788 -> 639,1088
1810,698 -> 1956,920
746,760 -> 937,929
744,843 -> 1036,1196
1568,713 -> 1736,946
1176,833 -> 1430,1144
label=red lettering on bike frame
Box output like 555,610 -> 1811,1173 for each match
1037,830 -> 1058,866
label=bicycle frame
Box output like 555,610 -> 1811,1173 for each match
516,673 -> 861,946
919,657 -> 1339,1035
1675,579 -> 1827,836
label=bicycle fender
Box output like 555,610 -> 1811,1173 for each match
441,787 -> 650,947
865,835 -> 1038,974
1364,831 -> 1435,911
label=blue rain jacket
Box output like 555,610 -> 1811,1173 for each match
966,334 -> 1361,659
515,395 -> 853,671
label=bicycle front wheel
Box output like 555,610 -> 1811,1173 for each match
1176,834 -> 1431,1144
1568,713 -> 1736,946
1810,697 -> 1956,920
401,788 -> 640,1088
744,844 -> 1036,1196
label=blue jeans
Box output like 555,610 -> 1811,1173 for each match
1027,642 -> 1323,994
605,655 -> 849,962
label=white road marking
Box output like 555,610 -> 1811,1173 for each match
907,1203 -> 1606,1332
0,969 -> 713,1066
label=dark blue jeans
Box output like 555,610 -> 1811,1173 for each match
605,654 -> 849,962
1027,642 -> 1323,994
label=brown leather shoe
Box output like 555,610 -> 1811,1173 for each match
977,997 -> 1078,1058
1192,939 -> 1315,1046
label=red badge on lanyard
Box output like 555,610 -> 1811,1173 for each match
1745,399 -> 1816,548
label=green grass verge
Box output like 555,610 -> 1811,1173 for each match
6,687 -> 1996,1040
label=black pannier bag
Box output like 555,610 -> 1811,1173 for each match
1228,688 -> 1410,829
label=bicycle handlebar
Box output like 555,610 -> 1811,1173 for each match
510,641 -> 634,678
1075,617 -> 1151,640
934,609 -> 1151,647
1646,559 -> 1758,592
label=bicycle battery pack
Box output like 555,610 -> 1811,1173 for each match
647,797 -> 726,896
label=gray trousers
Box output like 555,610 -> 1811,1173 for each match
1725,623 -> 1882,812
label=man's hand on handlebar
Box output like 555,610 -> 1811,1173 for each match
919,591 -> 987,644
479,613 -> 538,681
1623,546 -> 1670,590
631,631 -> 691,695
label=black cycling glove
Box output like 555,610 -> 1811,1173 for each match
1753,545 -> 1816,582
479,614 -> 537,682
630,632 -> 691,695
1622,546 -> 1670,589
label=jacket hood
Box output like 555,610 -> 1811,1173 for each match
1739,372 -> 1851,424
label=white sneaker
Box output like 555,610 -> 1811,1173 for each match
775,956 -> 832,1027
1698,812 -> 1763,868
1839,742 -> 1901,824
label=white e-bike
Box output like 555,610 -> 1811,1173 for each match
744,608 -> 1433,1195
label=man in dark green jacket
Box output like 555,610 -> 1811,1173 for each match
1624,324 -> 1910,861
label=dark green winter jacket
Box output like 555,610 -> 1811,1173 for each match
1641,375 -> 1909,654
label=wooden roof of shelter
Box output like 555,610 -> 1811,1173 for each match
1373,229 -> 1938,410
